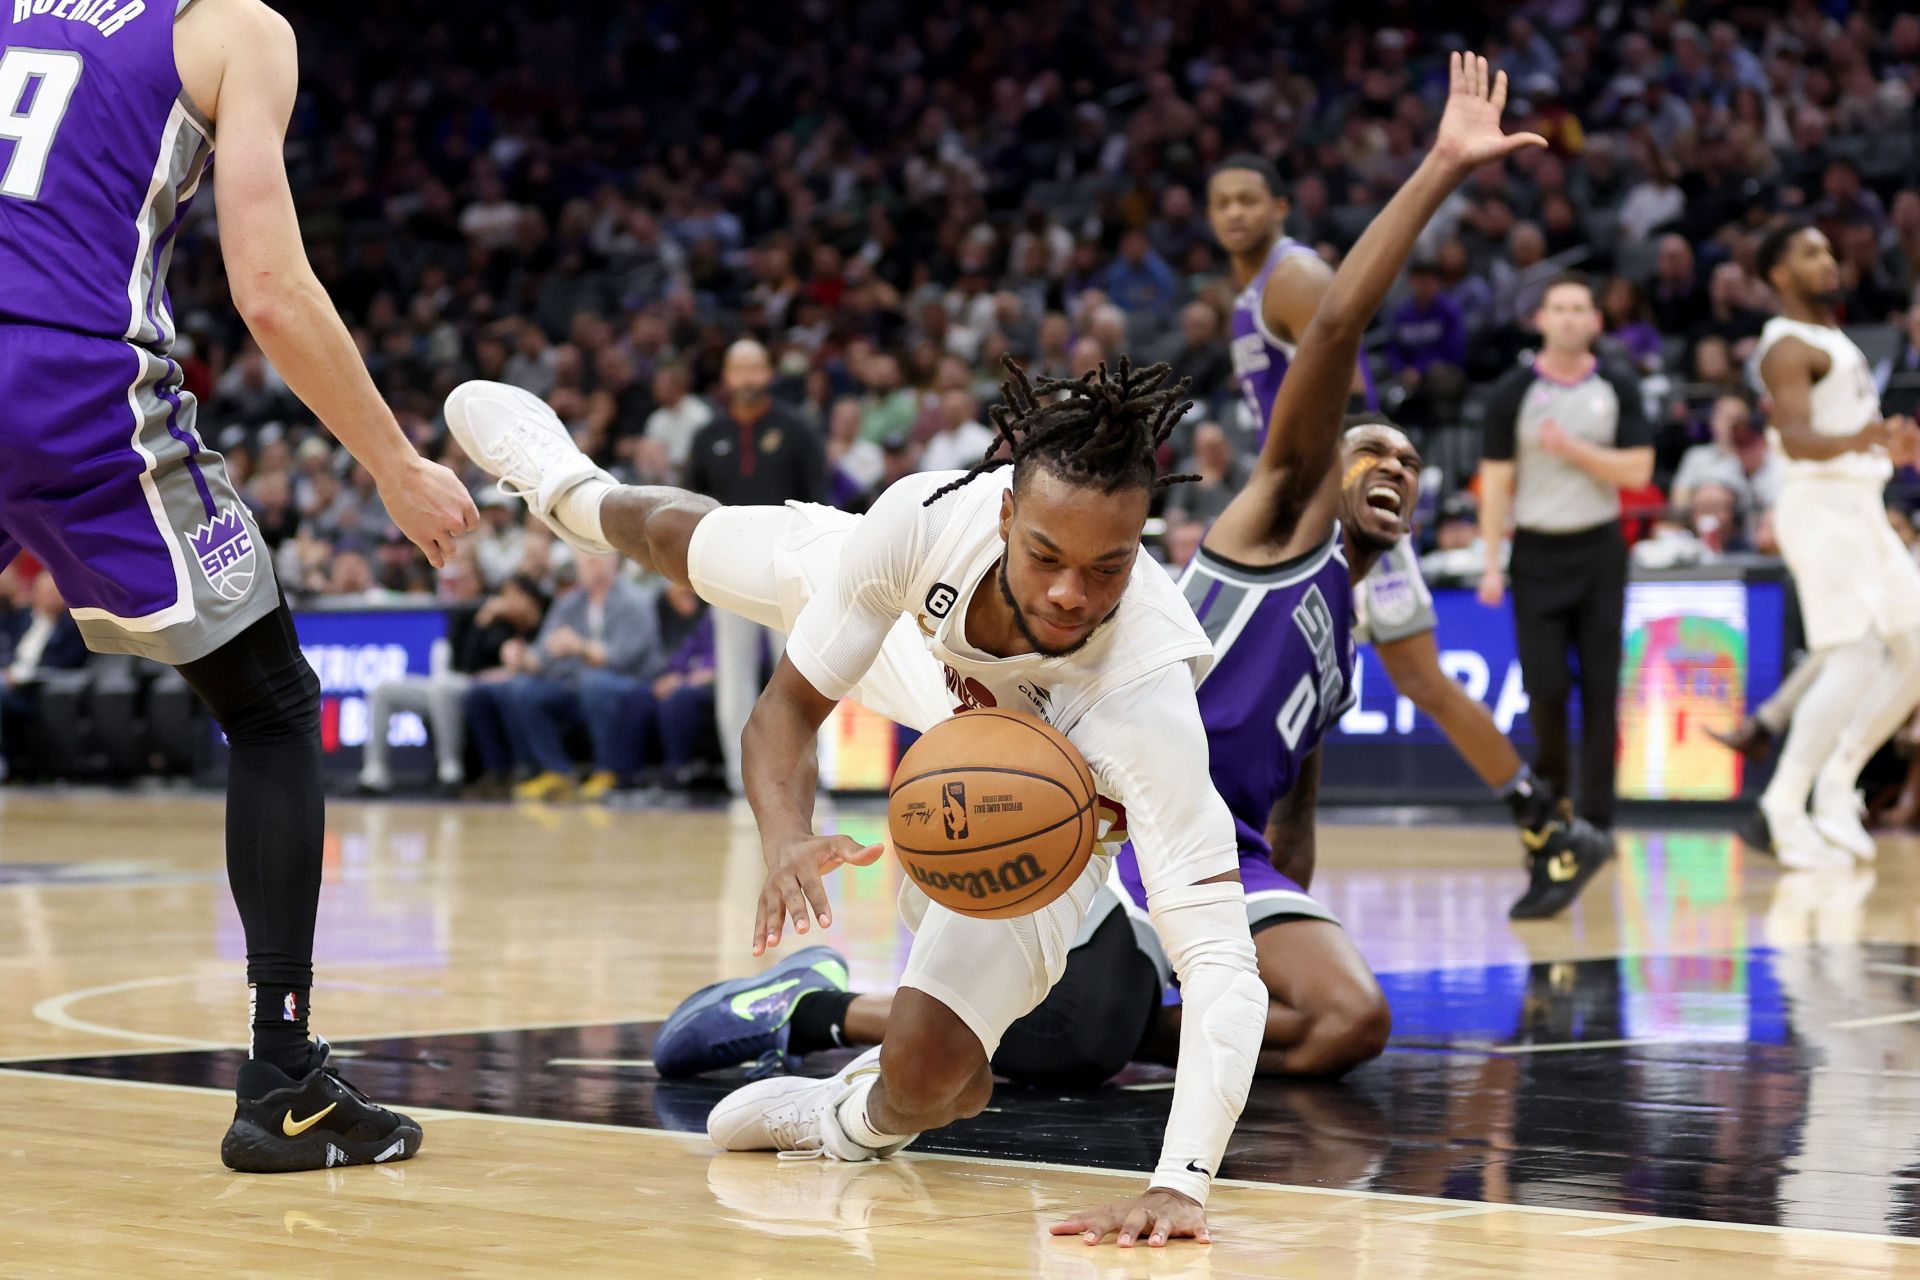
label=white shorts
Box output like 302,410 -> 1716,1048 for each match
688,501 -> 1103,1056
1773,478 -> 1920,651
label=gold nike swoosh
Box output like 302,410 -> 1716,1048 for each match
282,1102 -> 337,1137
1545,851 -> 1579,883
1519,826 -> 1552,852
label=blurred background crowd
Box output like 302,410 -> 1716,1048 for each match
3,0 -> 1919,796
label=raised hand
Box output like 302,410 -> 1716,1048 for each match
1432,51 -> 1548,174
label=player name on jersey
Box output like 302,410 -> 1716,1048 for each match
12,0 -> 146,37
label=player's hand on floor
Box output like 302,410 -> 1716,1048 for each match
1051,1190 -> 1211,1248
752,834 -> 885,955
380,456 -> 480,568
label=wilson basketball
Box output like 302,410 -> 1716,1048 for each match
887,709 -> 1099,920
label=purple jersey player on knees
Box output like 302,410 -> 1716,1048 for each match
0,0 -> 474,1170
650,54 -> 1546,1091
1210,151 -> 1615,921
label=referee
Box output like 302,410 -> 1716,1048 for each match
1477,272 -> 1653,837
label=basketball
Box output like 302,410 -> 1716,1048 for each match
887,709 -> 1099,920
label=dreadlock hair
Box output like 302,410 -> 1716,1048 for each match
923,355 -> 1197,506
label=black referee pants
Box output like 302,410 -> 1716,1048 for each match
1510,522 -> 1627,830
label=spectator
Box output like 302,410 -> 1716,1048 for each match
1160,303 -> 1233,407
856,353 -> 920,445
621,585 -> 720,788
1691,262 -> 1767,356
1164,422 -> 1252,528
1600,276 -> 1664,372
826,396 -> 885,511
1618,149 -> 1686,243
1815,158 -> 1887,235
1649,235 -> 1708,337
1100,229 -> 1179,317
685,339 -> 825,795
358,569 -> 548,797
1670,394 -> 1783,516
1384,261 -> 1467,424
918,390 -> 995,475
642,362 -> 713,476
0,575 -> 88,782
472,553 -> 660,803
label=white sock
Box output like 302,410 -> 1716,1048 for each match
1816,631 -> 1920,804
1763,638 -> 1884,814
834,1073 -> 907,1151
554,477 -> 613,545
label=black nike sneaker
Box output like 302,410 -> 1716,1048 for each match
220,1037 -> 423,1173
1509,808 -> 1615,920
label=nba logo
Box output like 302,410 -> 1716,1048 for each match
188,507 -> 257,602
942,781 -> 969,840
282,991 -> 298,1022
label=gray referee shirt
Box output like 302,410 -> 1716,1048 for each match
1480,358 -> 1652,534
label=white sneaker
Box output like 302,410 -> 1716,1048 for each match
443,380 -> 617,555
705,1047 -> 910,1161
1767,807 -> 1853,871
1810,782 -> 1876,862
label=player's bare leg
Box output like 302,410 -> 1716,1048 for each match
1137,919 -> 1389,1078
866,990 -> 995,1134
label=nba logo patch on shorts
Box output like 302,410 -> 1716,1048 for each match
189,507 -> 257,602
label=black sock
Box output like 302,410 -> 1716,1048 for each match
1499,764 -> 1558,833
251,984 -> 314,1074
786,990 -> 858,1056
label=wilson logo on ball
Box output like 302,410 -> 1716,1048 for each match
908,852 -> 1045,900
942,781 -> 969,840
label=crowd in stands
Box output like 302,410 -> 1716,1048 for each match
6,0 -> 1920,795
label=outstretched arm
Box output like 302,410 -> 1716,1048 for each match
1208,54 -> 1545,564
197,0 -> 474,564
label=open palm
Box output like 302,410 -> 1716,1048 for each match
1433,52 -> 1547,172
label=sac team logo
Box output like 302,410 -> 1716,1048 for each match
189,507 -> 257,602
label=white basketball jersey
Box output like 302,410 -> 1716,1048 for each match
1752,316 -> 1889,485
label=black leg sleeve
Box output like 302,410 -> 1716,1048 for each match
176,603 -> 323,990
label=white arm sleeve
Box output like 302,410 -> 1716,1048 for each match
1145,880 -> 1263,1205
783,475 -> 942,702
1075,664 -> 1239,894
1075,666 -> 1257,1206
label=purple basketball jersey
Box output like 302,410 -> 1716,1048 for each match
1,0 -> 278,665
1229,235 -> 1379,437
1,0 -> 209,349
1180,532 -> 1356,861
1109,531 -> 1355,921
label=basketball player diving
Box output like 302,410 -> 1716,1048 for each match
0,0 -> 476,1169
649,60 -> 1547,1108
450,54 -> 1538,1247
1205,154 -> 1614,919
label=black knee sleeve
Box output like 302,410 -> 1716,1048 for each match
991,910 -> 1163,1088
176,602 -> 320,740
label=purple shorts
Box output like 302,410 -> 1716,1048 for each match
1074,840 -> 1340,988
0,327 -> 277,664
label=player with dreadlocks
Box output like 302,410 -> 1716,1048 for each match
451,51 -> 1534,1250
652,54 -> 1543,1115
448,331 -> 1262,1243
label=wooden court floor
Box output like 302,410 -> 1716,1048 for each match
5,791 -> 1920,1278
